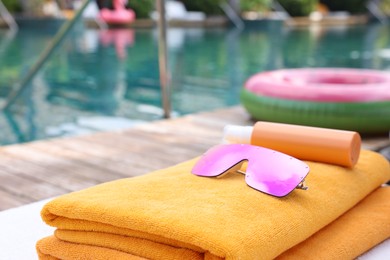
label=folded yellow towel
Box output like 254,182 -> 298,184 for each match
36,236 -> 147,260
38,150 -> 390,260
277,186 -> 390,259
36,186 -> 390,260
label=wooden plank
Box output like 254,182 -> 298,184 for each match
1,145 -> 121,185
0,189 -> 30,210
361,137 -> 390,151
47,137 -> 174,175
25,141 -> 134,179
0,168 -> 69,207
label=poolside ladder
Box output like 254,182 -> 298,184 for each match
0,0 -> 18,31
156,0 -> 172,118
271,0 -> 291,20
220,2 -> 245,30
366,0 -> 388,24
3,0 -> 92,110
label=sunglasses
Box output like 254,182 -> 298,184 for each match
191,144 -> 310,197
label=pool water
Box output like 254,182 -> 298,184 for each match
0,21 -> 390,145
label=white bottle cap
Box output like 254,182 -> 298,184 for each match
222,125 -> 253,144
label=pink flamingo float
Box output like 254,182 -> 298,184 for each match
99,0 -> 135,24
100,29 -> 135,59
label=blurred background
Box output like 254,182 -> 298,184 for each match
0,0 -> 389,145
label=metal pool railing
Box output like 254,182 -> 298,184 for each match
3,0 -> 92,110
156,0 -> 172,118
0,0 -> 18,31
3,0 -> 173,119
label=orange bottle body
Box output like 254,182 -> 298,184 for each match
250,122 -> 361,167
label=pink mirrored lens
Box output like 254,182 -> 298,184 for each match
192,144 -> 310,197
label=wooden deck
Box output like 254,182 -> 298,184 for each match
0,106 -> 389,211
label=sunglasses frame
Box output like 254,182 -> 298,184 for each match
191,144 -> 310,197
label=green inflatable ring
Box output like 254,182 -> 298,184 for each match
240,88 -> 390,134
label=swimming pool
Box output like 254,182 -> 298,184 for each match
0,21 -> 389,145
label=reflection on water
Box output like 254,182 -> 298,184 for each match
0,22 -> 389,145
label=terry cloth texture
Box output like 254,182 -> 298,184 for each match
37,150 -> 390,260
36,236 -> 147,260
276,186 -> 390,259
36,186 -> 390,260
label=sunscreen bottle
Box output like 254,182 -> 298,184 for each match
223,121 -> 361,167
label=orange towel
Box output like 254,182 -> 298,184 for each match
37,150 -> 390,259
36,236 -> 147,260
37,186 -> 390,259
278,186 -> 390,259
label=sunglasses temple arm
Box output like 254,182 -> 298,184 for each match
236,170 -> 246,175
231,162 -> 247,175
296,180 -> 308,190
